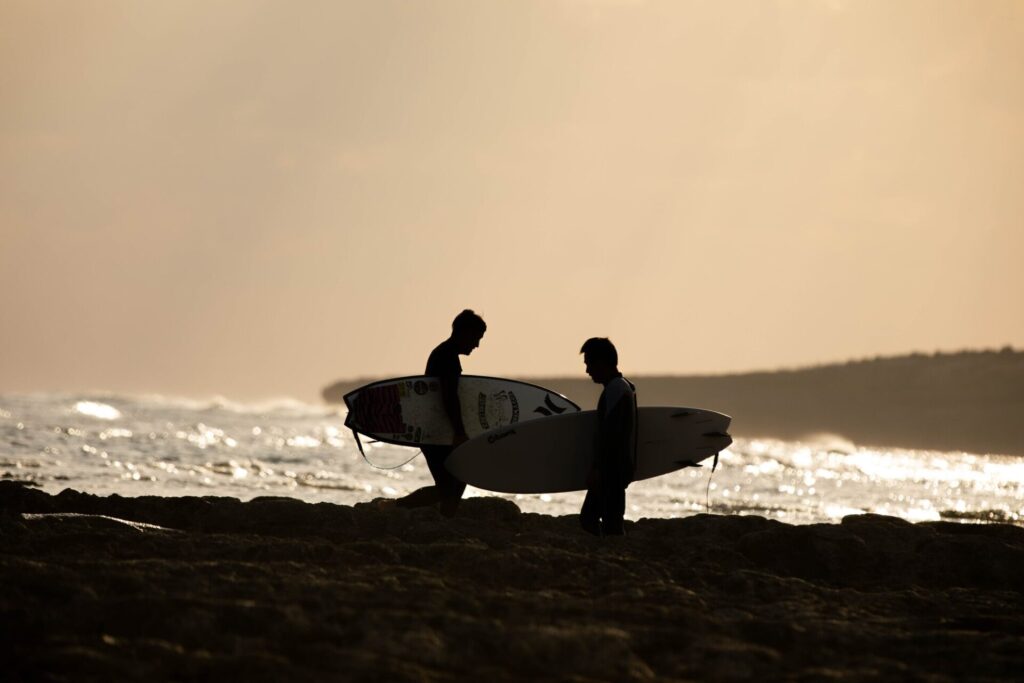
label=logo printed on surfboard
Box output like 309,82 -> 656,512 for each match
478,392 -> 489,430
487,429 -> 516,444
533,394 -> 568,417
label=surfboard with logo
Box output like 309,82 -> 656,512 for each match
445,407 -> 732,493
343,376 -> 580,447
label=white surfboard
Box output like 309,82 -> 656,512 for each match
343,375 -> 580,447
445,407 -> 732,493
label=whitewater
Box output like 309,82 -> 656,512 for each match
2,393 -> 1021,525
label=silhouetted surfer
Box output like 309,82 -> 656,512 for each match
396,309 -> 486,516
579,337 -> 636,536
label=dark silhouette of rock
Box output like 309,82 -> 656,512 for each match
3,482 -> 1023,681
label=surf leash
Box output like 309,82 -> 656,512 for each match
349,428 -> 420,470
351,428 -> 366,457
705,450 -> 720,513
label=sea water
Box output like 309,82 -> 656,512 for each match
2,393 -> 1021,525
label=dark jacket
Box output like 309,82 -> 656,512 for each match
596,376 -> 637,487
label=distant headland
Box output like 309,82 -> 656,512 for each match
323,348 -> 1024,456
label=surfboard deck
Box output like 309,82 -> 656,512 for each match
343,375 -> 580,447
445,407 -> 732,493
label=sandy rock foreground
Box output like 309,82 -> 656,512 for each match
2,481 -> 1023,682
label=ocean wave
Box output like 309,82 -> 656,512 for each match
939,508 -> 1022,524
1,392 -> 338,419
128,393 -> 338,417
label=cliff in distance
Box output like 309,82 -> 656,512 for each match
323,348 -> 1024,456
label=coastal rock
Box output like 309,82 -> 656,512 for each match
2,482 -> 1023,681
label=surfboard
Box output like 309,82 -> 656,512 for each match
343,375 -> 580,447
445,407 -> 732,493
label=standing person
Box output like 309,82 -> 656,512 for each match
579,337 -> 637,536
395,309 -> 486,516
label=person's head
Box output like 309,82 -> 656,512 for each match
580,337 -> 618,384
451,309 -> 487,354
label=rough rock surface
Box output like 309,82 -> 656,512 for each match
2,481 -> 1023,681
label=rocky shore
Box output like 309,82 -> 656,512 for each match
3,481 -> 1023,681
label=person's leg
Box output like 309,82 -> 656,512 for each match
580,486 -> 602,535
424,446 -> 466,516
396,447 -> 450,508
395,485 -> 443,508
601,479 -> 626,536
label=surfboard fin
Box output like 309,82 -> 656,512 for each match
674,459 -> 703,468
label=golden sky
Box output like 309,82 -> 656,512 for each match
2,0 -> 1023,400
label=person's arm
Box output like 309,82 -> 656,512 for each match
439,374 -> 468,445
603,394 -> 637,483
596,384 -> 636,484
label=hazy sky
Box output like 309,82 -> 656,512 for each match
2,0 -> 1023,401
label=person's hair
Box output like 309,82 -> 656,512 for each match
580,337 -> 617,366
452,309 -> 487,335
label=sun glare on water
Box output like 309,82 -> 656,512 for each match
74,401 -> 122,421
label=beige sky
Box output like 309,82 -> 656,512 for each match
2,0 -> 1023,401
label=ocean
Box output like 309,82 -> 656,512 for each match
2,393 -> 1021,525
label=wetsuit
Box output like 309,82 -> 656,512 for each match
422,339 -> 467,500
580,374 -> 637,533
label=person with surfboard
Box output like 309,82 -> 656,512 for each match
579,337 -> 637,536
395,309 -> 487,516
